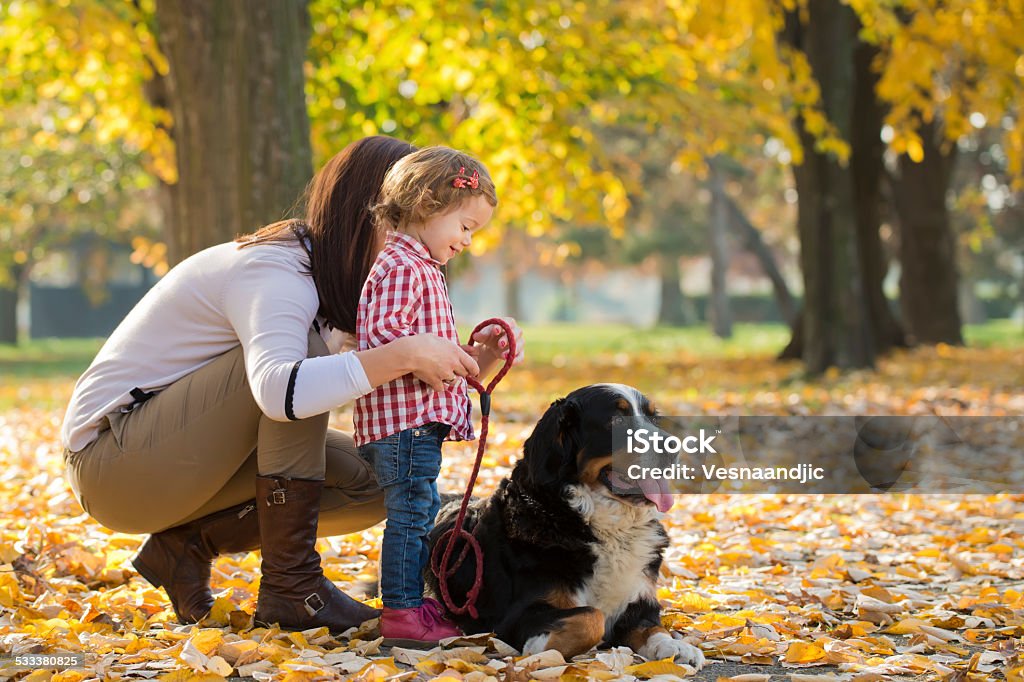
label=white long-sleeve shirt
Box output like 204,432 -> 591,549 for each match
61,240 -> 372,452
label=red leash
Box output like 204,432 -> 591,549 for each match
430,318 -> 516,619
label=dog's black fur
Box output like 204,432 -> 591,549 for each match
424,384 -> 704,665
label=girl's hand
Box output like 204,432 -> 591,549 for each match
470,317 -> 525,377
459,344 -> 482,377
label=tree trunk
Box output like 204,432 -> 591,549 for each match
0,263 -> 30,345
1019,268 -> 1024,331
154,0 -> 313,263
656,252 -> 688,326
0,286 -> 15,345
505,269 -> 522,321
708,159 -> 733,338
16,262 -> 32,344
894,120 -> 963,345
723,195 -> 797,325
502,230 -> 524,320
781,0 -> 874,374
778,307 -> 803,359
958,278 -> 985,325
851,35 -> 906,353
554,273 -> 579,323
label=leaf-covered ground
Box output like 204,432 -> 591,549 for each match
2,342 -> 1024,681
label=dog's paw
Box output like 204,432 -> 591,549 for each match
638,632 -> 705,670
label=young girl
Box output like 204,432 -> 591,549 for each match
354,146 -> 514,644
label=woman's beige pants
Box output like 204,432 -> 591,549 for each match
64,331 -> 385,535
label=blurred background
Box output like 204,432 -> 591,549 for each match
1,0 -> 1022,377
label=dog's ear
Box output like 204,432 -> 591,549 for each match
523,398 -> 581,488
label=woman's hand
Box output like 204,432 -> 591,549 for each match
402,334 -> 480,391
356,334 -> 479,392
469,317 -> 525,378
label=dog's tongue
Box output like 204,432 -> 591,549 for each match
638,477 -> 675,513
607,471 -> 675,512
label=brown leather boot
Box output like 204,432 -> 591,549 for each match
132,500 -> 260,623
253,475 -> 379,633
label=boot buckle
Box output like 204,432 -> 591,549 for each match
303,592 -> 326,616
269,488 -> 287,505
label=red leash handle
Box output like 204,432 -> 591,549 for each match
430,318 -> 517,618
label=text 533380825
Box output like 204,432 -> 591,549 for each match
0,653 -> 86,670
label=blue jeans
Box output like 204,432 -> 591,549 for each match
358,422 -> 451,609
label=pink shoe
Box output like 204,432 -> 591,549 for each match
380,598 -> 462,647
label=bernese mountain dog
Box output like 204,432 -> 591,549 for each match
424,383 -> 705,668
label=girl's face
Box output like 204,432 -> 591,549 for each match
411,194 -> 494,265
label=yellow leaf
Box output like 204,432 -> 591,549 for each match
426,672 -> 463,682
157,673 -> 226,682
885,618 -> 928,635
625,658 -> 694,678
281,673 -> 321,682
21,672 -> 54,682
562,664 -> 618,680
204,596 -> 234,626
219,639 -> 259,667
416,660 -> 447,676
228,610 -> 253,631
859,586 -> 895,603
906,138 -> 924,163
133,610 -> 147,629
52,672 -> 89,682
784,641 -> 826,664
676,592 -> 714,613
355,657 -> 401,680
189,629 -> 225,655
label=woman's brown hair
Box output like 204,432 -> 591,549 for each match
236,136 -> 416,333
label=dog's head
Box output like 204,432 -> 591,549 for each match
517,383 -> 674,513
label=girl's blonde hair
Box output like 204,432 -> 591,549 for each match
371,146 -> 497,231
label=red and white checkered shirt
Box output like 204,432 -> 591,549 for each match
353,232 -> 474,446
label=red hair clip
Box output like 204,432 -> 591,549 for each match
452,166 -> 479,189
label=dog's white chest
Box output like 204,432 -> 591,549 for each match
571,498 -> 663,622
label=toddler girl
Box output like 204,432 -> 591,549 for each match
355,146 -> 507,644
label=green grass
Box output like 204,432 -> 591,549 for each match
0,338 -> 106,411
0,319 -> 1021,386
508,323 -> 793,364
0,337 -> 106,379
963,318 -> 1024,347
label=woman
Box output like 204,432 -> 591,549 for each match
60,136 -> 524,633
